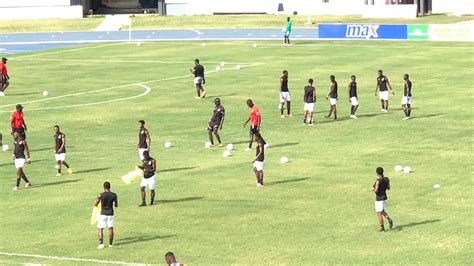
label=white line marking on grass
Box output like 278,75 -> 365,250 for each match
12,58 -> 263,65
11,42 -> 129,59
189,28 -> 203,35
0,251 -> 146,265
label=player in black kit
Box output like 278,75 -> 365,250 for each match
375,70 -> 394,113
95,181 -> 118,249
252,133 -> 265,188
12,131 -> 31,191
325,75 -> 338,120
303,78 -> 316,125
372,167 -> 394,232
279,70 -> 292,117
348,75 -> 359,119
208,98 -> 225,147
137,120 -> 151,161
190,58 -> 206,98
401,74 -> 412,120
138,150 -> 157,207
53,125 -> 72,176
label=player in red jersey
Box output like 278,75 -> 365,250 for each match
10,104 -> 27,140
243,99 -> 261,151
0,57 -> 9,96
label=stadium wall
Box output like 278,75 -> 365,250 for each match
0,0 -> 83,20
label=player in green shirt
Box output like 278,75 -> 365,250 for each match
284,17 -> 292,45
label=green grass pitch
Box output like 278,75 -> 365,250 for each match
0,40 -> 473,265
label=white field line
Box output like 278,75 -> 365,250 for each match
188,28 -> 203,35
10,42 -> 129,59
0,251 -> 147,265
12,58 -> 263,65
0,62 -> 264,112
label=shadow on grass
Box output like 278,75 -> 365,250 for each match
75,167 -> 111,174
159,166 -> 196,173
268,142 -> 299,149
29,179 -> 81,189
7,92 -> 39,96
207,93 -> 237,98
411,113 -> 443,120
0,158 -> 47,167
266,177 -> 310,186
116,234 -> 175,246
30,146 -> 75,152
156,196 -> 204,204
395,219 -> 441,231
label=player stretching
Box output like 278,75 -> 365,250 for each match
0,57 -> 9,96
252,133 -> 265,188
137,120 -> 151,161
325,75 -> 338,120
53,125 -> 73,176
375,70 -> 394,113
243,99 -> 261,151
11,104 -> 27,140
95,181 -> 118,249
303,78 -> 316,125
283,17 -> 292,45
190,58 -> 206,98
12,131 -> 31,190
208,98 -> 225,147
401,74 -> 412,120
372,167 -> 394,232
165,252 -> 187,266
348,75 -> 359,119
138,150 -> 157,207
279,70 -> 291,118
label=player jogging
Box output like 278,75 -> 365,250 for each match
165,252 -> 187,266
283,17 -> 292,45
325,75 -> 338,120
303,78 -> 316,125
137,120 -> 151,161
190,58 -> 206,98
95,181 -> 118,249
138,150 -> 157,207
253,133 -> 265,188
372,167 -> 394,232
0,57 -> 9,96
348,75 -> 359,119
12,131 -> 31,190
375,70 -> 395,113
279,70 -> 292,118
53,125 -> 73,176
243,99 -> 261,151
401,74 -> 412,120
208,98 -> 225,147
11,104 -> 27,140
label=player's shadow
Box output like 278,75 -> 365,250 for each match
266,177 -> 310,186
0,158 -> 47,167
268,142 -> 299,149
7,92 -> 38,96
355,113 -> 386,118
411,113 -> 443,120
395,219 -> 441,231
156,196 -> 204,204
74,167 -> 111,174
159,166 -> 196,173
29,179 -> 81,189
116,234 -> 175,246
30,146 -> 75,152
207,93 -> 237,98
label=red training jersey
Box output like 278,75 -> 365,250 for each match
249,105 -> 260,126
11,111 -> 24,129
0,63 -> 7,77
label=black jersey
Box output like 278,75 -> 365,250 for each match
54,132 -> 66,154
138,128 -> 148,149
142,157 -> 155,178
280,75 -> 289,92
211,105 -> 225,125
377,75 -> 388,91
14,139 -> 25,159
255,140 -> 265,162
330,81 -> 338,99
404,80 -> 412,97
304,86 -> 315,103
349,81 -> 357,98
194,64 -> 204,78
375,177 -> 390,201
99,191 -> 117,216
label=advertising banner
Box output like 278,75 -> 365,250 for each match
428,24 -> 474,42
408,24 -> 429,40
319,24 -> 407,40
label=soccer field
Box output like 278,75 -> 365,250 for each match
0,40 -> 473,265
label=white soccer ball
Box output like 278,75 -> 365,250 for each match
394,165 -> 403,172
226,143 -> 234,151
201,42 -> 206,47
403,166 -> 412,174
264,143 -> 269,149
164,141 -> 172,148
42,91 -> 48,97
280,156 -> 289,164
2,144 -> 8,152
433,184 -> 441,189
215,66 -> 221,72
220,61 -> 225,67
223,150 -> 231,158
204,141 -> 212,148
54,165 -> 59,169
235,65 -> 241,70
136,42 -> 141,46
252,43 -> 257,48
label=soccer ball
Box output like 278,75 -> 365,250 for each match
280,156 -> 289,164
164,141 -> 172,148
2,144 -> 8,152
136,42 -> 141,47
235,65 -> 241,70
223,150 -> 231,158
215,66 -> 221,72
394,165 -> 403,172
264,143 -> 269,149
42,91 -> 48,97
252,43 -> 257,48
226,143 -> 234,151
54,165 -> 59,169
201,42 -> 206,47
403,166 -> 412,174
220,61 -> 225,67
433,184 -> 441,189
204,141 -> 212,148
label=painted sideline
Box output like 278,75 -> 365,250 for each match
0,251 -> 147,265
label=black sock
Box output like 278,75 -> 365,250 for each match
58,168 -> 61,174
63,161 -> 70,168
280,108 -> 284,115
99,239 -> 103,244
407,109 -> 411,117
21,175 -> 29,183
109,238 -> 113,245
16,179 -> 20,187
150,191 -> 155,205
287,102 -> 291,115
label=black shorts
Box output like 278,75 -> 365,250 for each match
0,76 -> 8,85
208,123 -> 219,132
12,128 -> 26,139
250,125 -> 259,134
